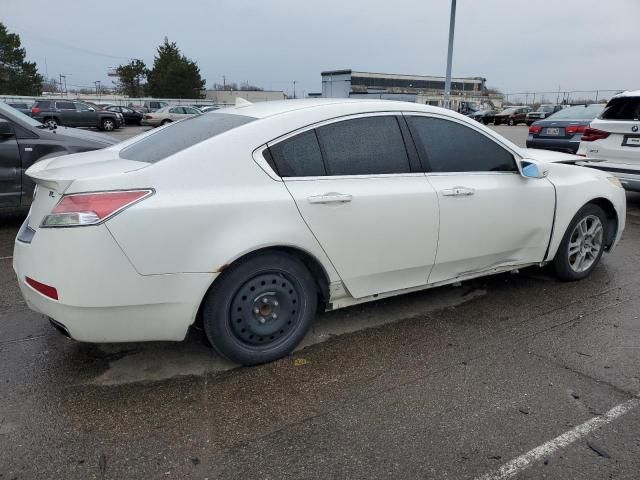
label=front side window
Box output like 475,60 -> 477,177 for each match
169,107 -> 182,114
74,102 -> 91,111
408,116 -> 517,173
315,116 -> 411,176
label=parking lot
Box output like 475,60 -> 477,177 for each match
1,125 -> 640,479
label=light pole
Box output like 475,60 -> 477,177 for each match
94,81 -> 101,97
443,0 -> 457,109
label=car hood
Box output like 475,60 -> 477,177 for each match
521,148 -> 583,163
38,125 -> 117,147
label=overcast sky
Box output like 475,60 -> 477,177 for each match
2,0 -> 639,97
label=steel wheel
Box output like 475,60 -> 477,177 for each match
229,272 -> 302,347
567,215 -> 604,273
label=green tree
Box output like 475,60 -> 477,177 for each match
0,22 -> 43,95
146,38 -> 205,98
116,59 -> 148,97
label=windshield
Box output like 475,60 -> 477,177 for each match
119,112 -> 256,163
0,101 -> 43,127
546,104 -> 604,120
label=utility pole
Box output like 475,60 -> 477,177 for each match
443,0 -> 457,109
59,74 -> 64,96
293,80 -> 296,99
94,81 -> 101,96
223,75 -> 226,90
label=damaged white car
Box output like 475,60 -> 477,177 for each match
13,99 -> 626,365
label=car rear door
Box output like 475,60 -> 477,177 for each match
0,119 -> 21,207
271,113 -> 440,299
405,114 -> 555,284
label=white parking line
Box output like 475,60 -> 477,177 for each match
0,256 -> 12,261
475,397 -> 640,480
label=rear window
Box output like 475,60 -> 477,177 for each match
119,112 -> 256,163
601,97 -> 640,121
547,104 -> 604,120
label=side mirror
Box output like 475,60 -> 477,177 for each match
88,107 -> 95,112
0,119 -> 15,138
520,159 -> 548,179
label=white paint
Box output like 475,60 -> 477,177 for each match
475,397 -> 640,480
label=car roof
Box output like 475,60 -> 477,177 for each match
611,90 -> 640,99
218,98 -> 449,119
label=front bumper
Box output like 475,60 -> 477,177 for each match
13,221 -> 216,342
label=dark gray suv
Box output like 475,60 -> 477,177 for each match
0,102 -> 116,209
31,100 -> 123,131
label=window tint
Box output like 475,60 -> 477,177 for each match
547,104 -> 604,120
35,101 -> 51,109
269,130 -> 325,177
602,97 -> 640,121
56,101 -> 75,110
120,112 -> 255,163
184,107 -> 200,114
169,107 -> 182,114
315,116 -> 410,175
408,116 -> 517,173
74,102 -> 91,111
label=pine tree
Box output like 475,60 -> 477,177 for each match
146,38 -> 205,99
0,23 -> 43,95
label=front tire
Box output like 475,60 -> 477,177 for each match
101,118 -> 115,131
203,251 -> 318,365
553,204 -> 607,281
508,118 -> 515,126
161,119 -> 172,126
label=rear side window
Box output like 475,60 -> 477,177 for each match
408,116 -> 517,173
119,112 -> 256,163
602,97 -> 640,121
34,101 -> 51,109
269,130 -> 325,177
315,116 -> 411,175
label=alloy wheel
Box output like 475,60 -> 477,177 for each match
568,215 -> 603,273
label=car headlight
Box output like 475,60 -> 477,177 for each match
606,176 -> 623,188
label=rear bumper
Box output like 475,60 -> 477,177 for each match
526,136 -> 580,154
13,224 -> 216,342
581,162 -> 640,192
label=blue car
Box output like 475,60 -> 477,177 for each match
526,104 -> 605,153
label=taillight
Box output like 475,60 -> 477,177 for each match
25,277 -> 58,300
41,190 -> 153,227
32,107 -> 41,114
529,125 -> 542,134
581,128 -> 610,142
565,125 -> 586,135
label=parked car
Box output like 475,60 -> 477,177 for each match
81,101 -> 125,126
5,102 -> 33,116
577,91 -> 640,191
14,99 -> 625,365
105,105 -> 144,125
469,109 -> 497,125
525,104 -> 564,126
526,104 -> 605,154
0,102 -> 116,209
141,105 -> 202,127
31,100 -> 123,131
143,100 -> 169,112
494,107 -> 532,126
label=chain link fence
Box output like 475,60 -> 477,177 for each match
503,89 -> 627,106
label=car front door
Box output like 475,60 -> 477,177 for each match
73,102 -> 95,126
0,119 -> 21,207
55,101 -> 78,126
168,107 -> 184,121
271,114 -> 440,299
406,114 -> 556,284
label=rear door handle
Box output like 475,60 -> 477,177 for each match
441,186 -> 475,196
308,193 -> 353,204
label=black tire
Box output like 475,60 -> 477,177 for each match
483,119 -> 490,125
526,121 -> 533,126
553,204 -> 608,281
161,119 -> 172,126
101,118 -> 115,131
202,251 -> 318,365
508,118 -> 515,126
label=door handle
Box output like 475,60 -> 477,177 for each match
308,193 -> 353,204
441,186 -> 475,196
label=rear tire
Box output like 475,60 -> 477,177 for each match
202,251 -> 318,366
553,204 -> 607,281
161,119 -> 172,126
44,117 -> 59,128
508,118 -> 515,126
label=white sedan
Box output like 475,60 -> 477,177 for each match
140,105 -> 202,127
13,99 -> 626,365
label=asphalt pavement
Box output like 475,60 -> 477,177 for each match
1,125 -> 639,479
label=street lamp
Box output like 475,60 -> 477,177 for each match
443,0 -> 457,109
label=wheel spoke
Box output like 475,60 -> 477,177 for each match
568,241 -> 580,256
